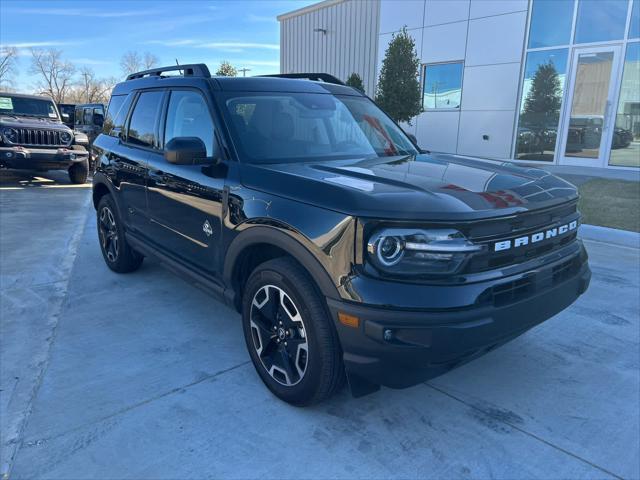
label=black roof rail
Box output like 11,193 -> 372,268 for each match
126,63 -> 211,81
259,73 -> 345,85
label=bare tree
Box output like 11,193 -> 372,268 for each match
143,52 -> 159,70
120,51 -> 159,76
30,48 -> 75,103
67,68 -> 116,104
0,46 -> 19,89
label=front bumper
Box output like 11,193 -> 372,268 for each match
329,241 -> 591,390
0,145 -> 88,170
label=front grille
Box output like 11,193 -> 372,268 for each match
11,129 -> 67,147
463,201 -> 580,273
477,255 -> 581,307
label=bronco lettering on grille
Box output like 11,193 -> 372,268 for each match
494,220 -> 578,252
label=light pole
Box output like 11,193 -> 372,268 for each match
238,68 -> 251,77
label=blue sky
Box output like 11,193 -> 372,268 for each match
0,0 -> 314,91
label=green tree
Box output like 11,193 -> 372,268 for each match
216,61 -> 237,77
375,27 -> 422,124
345,72 -> 365,93
522,61 -> 562,126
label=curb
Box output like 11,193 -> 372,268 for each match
579,224 -> 640,249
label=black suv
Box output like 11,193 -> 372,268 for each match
0,93 -> 90,183
92,65 -> 591,405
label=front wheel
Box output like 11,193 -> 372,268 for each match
242,257 -> 344,406
68,159 -> 88,184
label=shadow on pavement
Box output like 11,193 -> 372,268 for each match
0,169 -> 91,189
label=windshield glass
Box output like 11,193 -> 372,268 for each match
0,95 -> 59,119
221,93 -> 417,163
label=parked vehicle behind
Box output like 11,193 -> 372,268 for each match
1,92 -> 90,183
92,65 -> 591,405
74,103 -> 105,145
57,103 -> 76,129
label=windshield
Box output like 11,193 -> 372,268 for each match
0,95 -> 59,119
221,93 -> 417,163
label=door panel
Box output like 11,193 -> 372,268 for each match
146,161 -> 225,278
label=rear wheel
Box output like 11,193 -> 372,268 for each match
68,159 -> 88,184
96,194 -> 143,273
242,257 -> 344,406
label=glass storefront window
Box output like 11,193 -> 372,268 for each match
528,0 -> 574,48
575,0 -> 628,44
515,49 -> 569,161
609,42 -> 640,167
422,62 -> 463,110
630,0 -> 639,39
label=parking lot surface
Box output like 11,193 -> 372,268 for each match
1,171 -> 638,479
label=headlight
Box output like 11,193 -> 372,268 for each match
59,131 -> 72,144
367,228 -> 482,275
2,128 -> 18,143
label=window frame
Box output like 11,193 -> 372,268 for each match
123,88 -> 167,152
420,60 -> 465,112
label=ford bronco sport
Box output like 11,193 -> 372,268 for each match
0,93 -> 90,183
92,64 -> 591,406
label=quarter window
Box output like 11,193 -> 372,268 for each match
104,94 -> 131,136
164,90 -> 214,156
127,91 -> 164,148
422,62 -> 463,110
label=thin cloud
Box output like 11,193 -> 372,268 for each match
145,39 -> 199,47
247,14 -> 275,23
200,42 -> 279,51
70,58 -> 113,66
7,7 -> 152,18
1,41 -> 78,48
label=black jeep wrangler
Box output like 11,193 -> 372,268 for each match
0,93 -> 90,183
92,65 -> 591,405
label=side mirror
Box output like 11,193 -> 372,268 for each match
93,113 -> 104,127
407,133 -> 418,146
62,113 -> 70,121
164,137 -> 207,165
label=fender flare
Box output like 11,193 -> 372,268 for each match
223,225 -> 340,304
92,173 -> 122,217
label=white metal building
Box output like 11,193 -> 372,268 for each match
278,0 -> 640,172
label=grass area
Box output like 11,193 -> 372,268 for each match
577,178 -> 640,232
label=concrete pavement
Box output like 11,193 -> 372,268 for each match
1,170 -> 638,479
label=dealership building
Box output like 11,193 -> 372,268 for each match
278,0 -> 640,172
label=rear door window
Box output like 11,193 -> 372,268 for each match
127,91 -> 164,148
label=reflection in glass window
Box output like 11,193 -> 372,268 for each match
422,62 -> 463,110
528,0 -> 574,48
575,0 -> 628,44
630,0 -> 639,39
609,43 -> 640,167
515,49 -> 569,161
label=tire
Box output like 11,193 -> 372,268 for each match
68,159 -> 89,184
96,194 -> 143,273
242,257 -> 344,406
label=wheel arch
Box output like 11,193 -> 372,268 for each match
224,226 -> 340,312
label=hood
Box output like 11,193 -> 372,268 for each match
239,153 -> 578,221
0,114 -> 69,131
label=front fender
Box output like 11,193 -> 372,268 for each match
222,190 -> 357,303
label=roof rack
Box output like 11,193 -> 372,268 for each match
126,64 -> 211,81
259,73 -> 345,85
